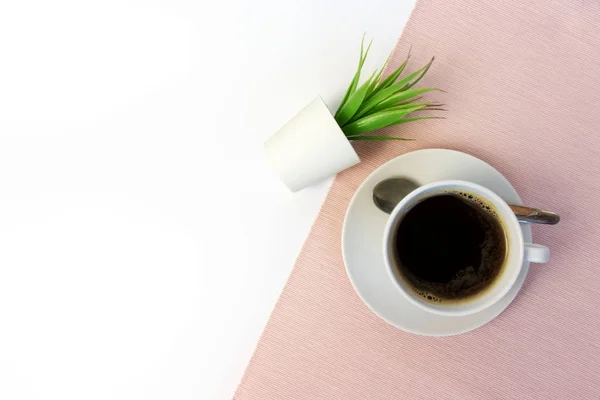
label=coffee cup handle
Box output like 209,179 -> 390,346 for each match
524,243 -> 550,263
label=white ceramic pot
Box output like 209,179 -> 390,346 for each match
264,97 -> 360,192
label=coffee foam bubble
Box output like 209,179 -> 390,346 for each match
447,190 -> 499,218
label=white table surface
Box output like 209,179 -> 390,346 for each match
0,1 -> 416,399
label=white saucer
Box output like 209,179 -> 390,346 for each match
342,149 -> 532,336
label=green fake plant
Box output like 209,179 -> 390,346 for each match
335,39 -> 444,140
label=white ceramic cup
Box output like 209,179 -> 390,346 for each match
382,180 -> 549,317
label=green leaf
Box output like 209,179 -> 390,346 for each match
365,46 -> 396,97
341,105 -> 427,135
402,56 -> 434,90
365,88 -> 440,115
372,51 -> 392,84
368,53 -> 410,97
335,37 -> 372,118
352,58 -> 435,120
365,67 -> 382,98
384,102 -> 441,113
334,75 -> 374,126
347,136 -> 413,141
344,116 -> 442,137
397,95 -> 423,105
335,52 -> 362,116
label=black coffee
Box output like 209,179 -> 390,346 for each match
393,192 -> 507,303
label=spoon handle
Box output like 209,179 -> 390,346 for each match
509,205 -> 560,225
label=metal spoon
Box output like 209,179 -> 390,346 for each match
373,177 -> 560,225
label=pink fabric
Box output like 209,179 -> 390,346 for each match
236,0 -> 600,398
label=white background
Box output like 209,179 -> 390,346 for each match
0,1 -> 415,399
